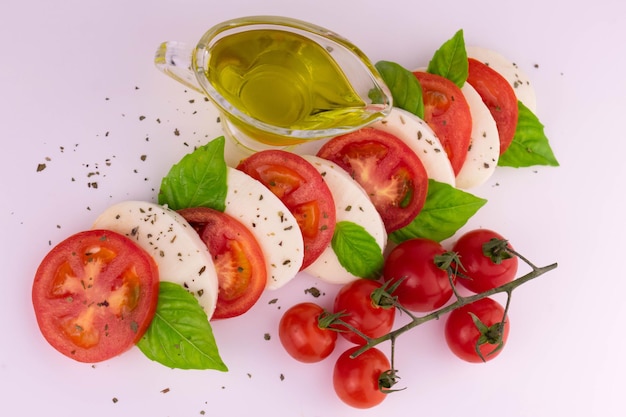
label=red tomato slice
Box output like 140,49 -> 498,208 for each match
316,128 -> 428,233
466,58 -> 519,154
178,207 -> 267,319
236,150 -> 336,270
413,71 -> 472,175
32,229 -> 159,363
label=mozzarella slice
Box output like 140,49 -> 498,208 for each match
301,155 -> 387,284
92,200 -> 219,319
455,83 -> 500,190
224,167 -> 304,290
466,45 -> 537,113
371,107 -> 456,186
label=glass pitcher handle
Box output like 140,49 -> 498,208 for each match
154,41 -> 204,94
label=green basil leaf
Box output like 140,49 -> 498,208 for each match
426,29 -> 468,88
137,282 -> 228,371
375,60 -> 424,119
498,101 -> 560,167
158,137 -> 228,211
331,221 -> 384,279
390,179 -> 487,243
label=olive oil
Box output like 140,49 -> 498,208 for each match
206,29 -> 372,138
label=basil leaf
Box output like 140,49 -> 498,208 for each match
331,221 -> 384,279
426,29 -> 468,88
375,60 -> 424,119
390,179 -> 486,243
498,101 -> 560,167
137,282 -> 228,371
158,136 -> 228,211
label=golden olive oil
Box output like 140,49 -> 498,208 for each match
206,29 -> 370,137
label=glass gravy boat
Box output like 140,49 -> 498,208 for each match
155,16 -> 392,148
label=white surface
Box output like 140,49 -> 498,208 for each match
1,1 -> 623,416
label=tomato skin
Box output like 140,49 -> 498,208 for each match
452,229 -> 518,293
445,297 -> 510,363
382,238 -> 453,312
278,302 -> 337,363
466,58 -> 519,154
413,71 -> 472,175
333,346 -> 389,409
317,127 -> 428,233
178,207 -> 267,319
333,279 -> 395,345
32,229 -> 159,363
236,149 -> 336,270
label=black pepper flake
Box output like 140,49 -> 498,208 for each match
139,115 -> 146,121
36,163 -> 47,172
140,155 -> 147,161
268,298 -> 278,304
304,287 -> 322,298
112,398 -> 118,404
174,128 -> 180,136
280,374 -> 285,381
264,333 -> 271,341
160,388 -> 170,394
199,266 -> 206,275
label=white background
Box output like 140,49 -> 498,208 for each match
1,0 -> 623,416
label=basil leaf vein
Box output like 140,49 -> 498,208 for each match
426,29 -> 468,88
375,60 -> 424,119
498,101 -> 560,167
332,221 -> 384,279
137,282 -> 228,371
390,179 -> 487,243
158,136 -> 228,211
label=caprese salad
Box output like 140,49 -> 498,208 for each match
31,28 -> 558,372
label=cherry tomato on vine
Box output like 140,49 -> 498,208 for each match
444,297 -> 510,363
452,229 -> 518,294
333,279 -> 395,345
382,238 -> 453,312
333,346 -> 391,409
278,302 -> 337,363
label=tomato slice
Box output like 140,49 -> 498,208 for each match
236,150 -> 336,270
316,128 -> 428,233
413,71 -> 472,175
466,58 -> 519,154
178,207 -> 267,319
32,229 -> 159,363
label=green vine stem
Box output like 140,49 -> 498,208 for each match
351,256 -> 558,359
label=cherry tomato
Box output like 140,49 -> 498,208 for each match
278,302 -> 337,363
333,279 -> 395,345
466,58 -> 519,154
317,127 -> 428,233
178,207 -> 267,319
333,346 -> 390,409
445,297 -> 510,363
452,229 -> 518,294
382,238 -> 453,312
236,149 -> 336,270
413,71 -> 472,175
32,229 -> 159,363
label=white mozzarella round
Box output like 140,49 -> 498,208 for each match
224,167 -> 304,290
92,200 -> 219,319
371,107 -> 456,186
466,45 -> 537,113
301,155 -> 387,284
455,84 -> 500,190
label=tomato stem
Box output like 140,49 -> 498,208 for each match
351,259 -> 558,358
